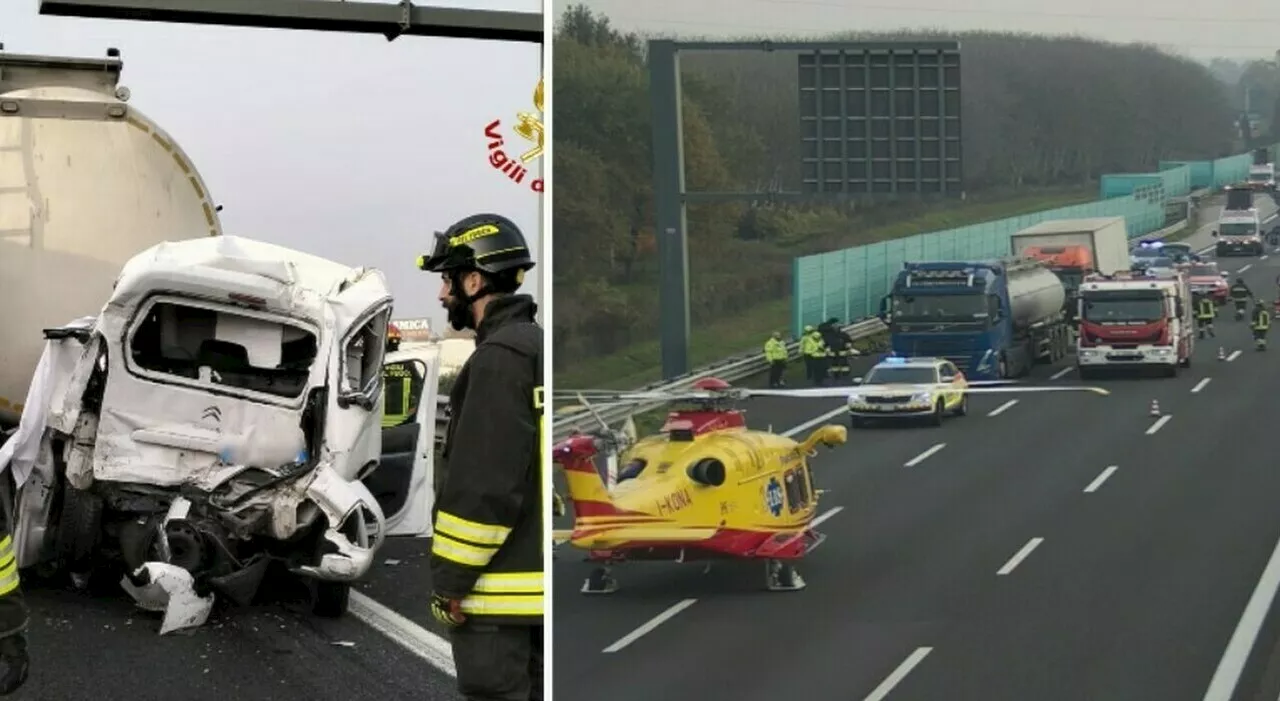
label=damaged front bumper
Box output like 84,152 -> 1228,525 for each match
292,464 -> 385,582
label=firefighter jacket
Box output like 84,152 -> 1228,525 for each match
1196,298 -> 1216,320
1254,307 -> 1272,331
763,337 -> 788,362
431,294 -> 543,626
1230,282 -> 1252,300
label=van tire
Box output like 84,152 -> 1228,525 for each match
313,581 -> 350,618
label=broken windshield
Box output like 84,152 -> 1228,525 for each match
129,300 -> 318,399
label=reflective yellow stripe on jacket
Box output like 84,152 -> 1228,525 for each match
461,572 -> 543,616
0,536 -> 19,597
432,512 -> 512,567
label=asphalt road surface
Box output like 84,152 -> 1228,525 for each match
553,194 -> 1280,701
8,514 -> 462,699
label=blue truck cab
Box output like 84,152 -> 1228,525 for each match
877,259 -> 1071,381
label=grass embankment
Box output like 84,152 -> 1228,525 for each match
557,187 -> 1097,391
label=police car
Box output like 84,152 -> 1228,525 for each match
847,356 -> 969,428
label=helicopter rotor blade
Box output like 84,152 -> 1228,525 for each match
746,383 -> 1110,399
573,392 -> 614,433
622,415 -> 639,443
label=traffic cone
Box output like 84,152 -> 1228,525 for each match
1218,346 -> 1226,361
1149,399 -> 1160,417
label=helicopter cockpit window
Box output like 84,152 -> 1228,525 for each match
784,467 -> 811,512
618,459 -> 647,482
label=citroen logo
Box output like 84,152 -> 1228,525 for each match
201,406 -> 221,423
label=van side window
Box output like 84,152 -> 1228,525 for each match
340,307 -> 393,407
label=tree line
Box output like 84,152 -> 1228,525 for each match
551,4 -> 1237,374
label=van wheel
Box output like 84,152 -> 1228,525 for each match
54,484 -> 103,573
930,400 -> 945,426
312,581 -> 350,618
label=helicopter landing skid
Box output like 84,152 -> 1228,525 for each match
581,566 -> 619,595
765,560 -> 806,592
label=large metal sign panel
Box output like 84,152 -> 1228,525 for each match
798,43 -> 962,195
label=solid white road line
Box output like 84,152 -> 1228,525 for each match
1201,532 -> 1280,701
603,599 -> 698,653
863,647 -> 934,701
904,443 -> 946,467
997,537 -> 1044,575
1084,466 -> 1119,493
1146,415 -> 1172,435
1191,378 -> 1212,394
1228,350 -> 1243,362
1049,367 -> 1074,381
987,399 -> 1018,417
782,406 -> 847,438
349,591 -> 457,677
1240,264 -> 1254,273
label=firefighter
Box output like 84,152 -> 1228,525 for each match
1194,291 -> 1217,339
763,331 -> 788,388
0,441 -> 29,696
417,213 -> 543,701
1230,276 -> 1253,320
1253,298 -> 1271,350
800,325 -> 828,386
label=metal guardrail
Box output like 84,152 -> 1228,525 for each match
551,192 -> 1215,443
553,317 -> 887,440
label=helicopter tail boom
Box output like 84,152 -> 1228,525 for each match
557,443 -> 627,518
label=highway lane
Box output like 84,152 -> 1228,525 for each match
8,535 -> 463,701
553,195 -> 1280,701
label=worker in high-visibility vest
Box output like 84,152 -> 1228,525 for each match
800,326 -> 829,386
763,331 -> 788,388
382,362 -> 416,428
1253,298 -> 1271,350
1194,291 -> 1216,339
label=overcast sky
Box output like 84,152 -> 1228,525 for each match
555,0 -> 1280,61
3,0 -> 542,331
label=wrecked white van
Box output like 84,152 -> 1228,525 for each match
3,236 -> 437,629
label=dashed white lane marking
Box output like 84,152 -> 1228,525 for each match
1191,378 -> 1212,393
1263,255 -> 1270,260
997,537 -> 1045,575
603,599 -> 698,653
1240,264 -> 1254,273
863,647 -> 934,701
904,443 -> 946,467
782,406 -> 846,437
1228,350 -> 1243,362
987,399 -> 1018,417
1146,415 -> 1172,435
350,591 -> 457,677
1201,531 -> 1280,700
1049,367 -> 1074,381
1084,465 -> 1118,493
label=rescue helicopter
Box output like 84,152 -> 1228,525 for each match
552,373 -> 1110,596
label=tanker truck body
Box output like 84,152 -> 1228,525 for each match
1010,217 -> 1131,320
0,48 -> 221,428
878,259 -> 1071,380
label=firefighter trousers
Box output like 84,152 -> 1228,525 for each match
451,623 -> 543,701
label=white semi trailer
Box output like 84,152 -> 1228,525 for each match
0,47 -> 222,427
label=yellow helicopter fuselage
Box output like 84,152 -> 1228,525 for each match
555,413 -> 846,561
